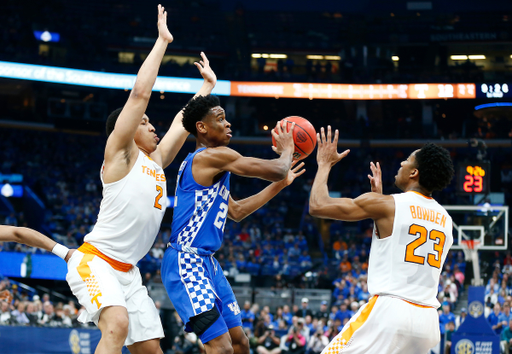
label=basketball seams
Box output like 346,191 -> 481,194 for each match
283,118 -> 316,145
283,119 -> 313,157
272,116 -> 316,160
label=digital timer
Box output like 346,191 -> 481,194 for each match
457,162 -> 490,194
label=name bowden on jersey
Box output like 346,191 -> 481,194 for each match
409,205 -> 447,228
142,165 -> 166,182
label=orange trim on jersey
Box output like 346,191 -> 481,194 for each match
407,190 -> 433,199
78,242 -> 132,272
402,298 -> 435,309
323,295 -> 379,354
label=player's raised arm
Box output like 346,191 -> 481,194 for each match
228,161 -> 306,222
0,226 -> 74,262
152,52 -> 217,169
197,121 -> 295,182
309,126 -> 393,221
105,4 -> 173,164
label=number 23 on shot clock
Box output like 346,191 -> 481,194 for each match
456,161 -> 490,194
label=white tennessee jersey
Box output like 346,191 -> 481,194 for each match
367,191 -> 453,308
84,150 -> 167,265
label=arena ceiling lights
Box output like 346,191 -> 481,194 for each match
251,53 -> 287,59
450,55 -> 486,60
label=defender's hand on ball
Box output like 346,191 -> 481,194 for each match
271,121 -> 295,156
316,126 -> 350,168
157,4 -> 173,43
368,162 -> 383,194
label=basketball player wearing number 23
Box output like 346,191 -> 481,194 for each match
162,94 -> 305,354
310,126 -> 455,354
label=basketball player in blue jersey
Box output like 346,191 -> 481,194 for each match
161,94 -> 305,354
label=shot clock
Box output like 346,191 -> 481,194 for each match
457,162 -> 490,194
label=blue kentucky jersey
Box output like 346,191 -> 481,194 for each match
169,148 -> 231,253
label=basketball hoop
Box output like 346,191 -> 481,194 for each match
461,239 -> 480,262
460,239 -> 483,286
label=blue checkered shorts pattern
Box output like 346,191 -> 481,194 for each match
177,182 -> 220,248
179,252 -> 218,314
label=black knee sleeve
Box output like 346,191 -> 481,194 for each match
189,306 -> 220,336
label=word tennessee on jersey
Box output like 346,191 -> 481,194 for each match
169,148 -> 230,253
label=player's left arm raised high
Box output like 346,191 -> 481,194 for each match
152,52 -> 217,168
309,126 -> 393,221
228,161 -> 305,222
0,225 -> 74,262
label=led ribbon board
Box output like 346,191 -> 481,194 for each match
0,61 -> 231,95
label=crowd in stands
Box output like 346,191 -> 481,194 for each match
1,0 -> 510,85
0,277 -> 83,328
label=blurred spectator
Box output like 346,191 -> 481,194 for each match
314,301 -> 329,322
307,326 -> 329,354
455,308 -> 467,329
0,301 -> 12,324
282,326 -> 306,354
295,298 -> 313,318
256,324 -> 281,354
501,318 -> 512,354
489,302 -> 504,335
11,301 -> 29,325
242,301 -> 256,330
444,321 -> 455,354
439,302 -> 455,337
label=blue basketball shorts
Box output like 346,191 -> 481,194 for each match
161,247 -> 242,343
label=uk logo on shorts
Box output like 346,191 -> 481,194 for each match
227,302 -> 241,315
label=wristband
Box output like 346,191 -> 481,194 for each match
52,243 -> 70,260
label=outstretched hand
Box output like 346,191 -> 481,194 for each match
368,161 -> 383,194
157,4 -> 173,43
316,126 -> 349,168
281,161 -> 306,187
271,121 -> 295,156
194,52 -> 217,87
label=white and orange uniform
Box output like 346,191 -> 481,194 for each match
66,151 -> 166,346
322,191 -> 453,354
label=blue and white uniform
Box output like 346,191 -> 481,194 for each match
162,148 -> 241,343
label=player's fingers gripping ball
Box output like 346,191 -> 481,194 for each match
272,116 -> 317,161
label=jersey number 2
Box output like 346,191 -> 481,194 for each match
404,224 -> 446,269
214,202 -> 228,230
154,185 -> 163,210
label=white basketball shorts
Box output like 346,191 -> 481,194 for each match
66,243 -> 164,346
321,295 -> 440,354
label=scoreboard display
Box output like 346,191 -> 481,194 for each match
457,162 -> 490,194
476,83 -> 512,98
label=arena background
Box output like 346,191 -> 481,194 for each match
0,0 -> 512,353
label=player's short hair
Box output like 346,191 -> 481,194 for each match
182,94 -> 221,136
415,143 -> 454,192
106,107 -> 123,137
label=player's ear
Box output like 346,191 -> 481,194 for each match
410,168 -> 419,179
196,121 -> 207,134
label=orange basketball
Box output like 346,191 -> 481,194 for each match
271,116 -> 317,160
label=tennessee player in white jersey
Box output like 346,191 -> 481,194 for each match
309,126 -> 454,354
65,6 -> 218,354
